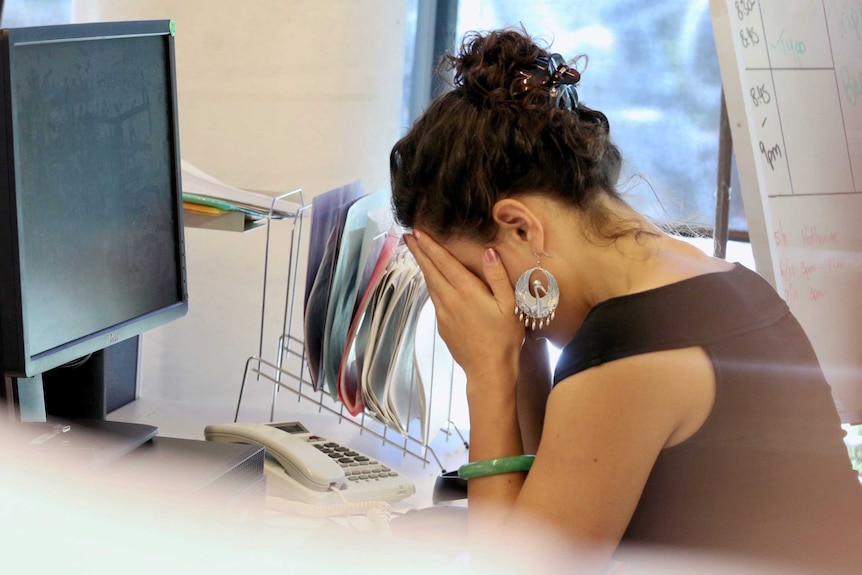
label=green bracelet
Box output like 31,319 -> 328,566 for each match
458,454 -> 535,479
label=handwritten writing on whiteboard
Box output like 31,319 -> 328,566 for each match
844,67 -> 862,105
713,0 -> 862,421
735,0 -> 758,20
759,140 -> 782,171
732,1 -> 858,196
829,0 -> 862,183
801,225 -> 840,247
770,29 -> 807,64
775,221 -> 853,305
835,0 -> 862,40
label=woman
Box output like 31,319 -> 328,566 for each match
390,29 -> 862,572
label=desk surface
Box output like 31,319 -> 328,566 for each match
108,397 -> 470,510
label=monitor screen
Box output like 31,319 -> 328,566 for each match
0,20 -> 188,380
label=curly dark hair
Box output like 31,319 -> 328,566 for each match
390,28 -> 628,243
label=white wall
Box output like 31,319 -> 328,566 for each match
72,1 -> 409,415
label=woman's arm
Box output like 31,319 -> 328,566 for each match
510,345 -> 715,553
403,231 -> 528,531
518,335 -> 552,454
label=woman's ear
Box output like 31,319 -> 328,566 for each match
492,198 -> 545,253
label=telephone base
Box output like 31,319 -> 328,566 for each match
264,458 -> 415,505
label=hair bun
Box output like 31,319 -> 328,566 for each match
445,30 -> 545,105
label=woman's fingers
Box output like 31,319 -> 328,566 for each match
481,247 -> 515,315
405,232 -> 516,320
404,231 -> 525,376
404,231 -> 484,295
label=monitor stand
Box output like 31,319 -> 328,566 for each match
3,374 -> 158,466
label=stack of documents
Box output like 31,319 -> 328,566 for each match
303,185 -> 454,444
181,161 -> 303,231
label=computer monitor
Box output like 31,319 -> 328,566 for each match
0,20 -> 188,428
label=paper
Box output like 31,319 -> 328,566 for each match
386,282 -> 429,436
304,224 -> 343,391
360,256 -> 407,424
303,182 -> 365,307
181,160 -> 303,217
303,183 -> 365,391
337,230 -> 401,415
301,193 -> 456,444
360,246 -> 427,433
321,190 -> 393,398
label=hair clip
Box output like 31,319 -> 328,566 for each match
511,52 -> 581,111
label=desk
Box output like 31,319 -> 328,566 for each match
0,425 -> 463,574
108,397 -> 471,510
107,436 -> 266,514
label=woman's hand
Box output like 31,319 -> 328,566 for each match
404,231 -> 525,389
406,230 -> 528,531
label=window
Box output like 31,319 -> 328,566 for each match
408,0 -> 748,237
1,0 -> 70,27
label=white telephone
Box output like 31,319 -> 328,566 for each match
204,420 -> 415,505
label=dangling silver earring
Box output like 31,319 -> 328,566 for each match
513,254 -> 560,330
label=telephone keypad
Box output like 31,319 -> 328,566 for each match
311,438 -> 401,484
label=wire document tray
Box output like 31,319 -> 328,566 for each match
232,188 -> 465,470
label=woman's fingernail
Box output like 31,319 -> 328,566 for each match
413,229 -> 422,240
483,248 -> 497,263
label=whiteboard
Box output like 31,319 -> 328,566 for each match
710,0 -> 862,424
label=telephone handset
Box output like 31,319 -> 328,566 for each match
204,420 -> 416,505
204,421 -> 344,492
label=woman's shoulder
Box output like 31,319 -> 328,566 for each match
554,262 -> 785,383
549,345 -> 716,449
527,345 -> 716,545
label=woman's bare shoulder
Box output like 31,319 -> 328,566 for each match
512,347 -> 715,544
546,346 -> 716,453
